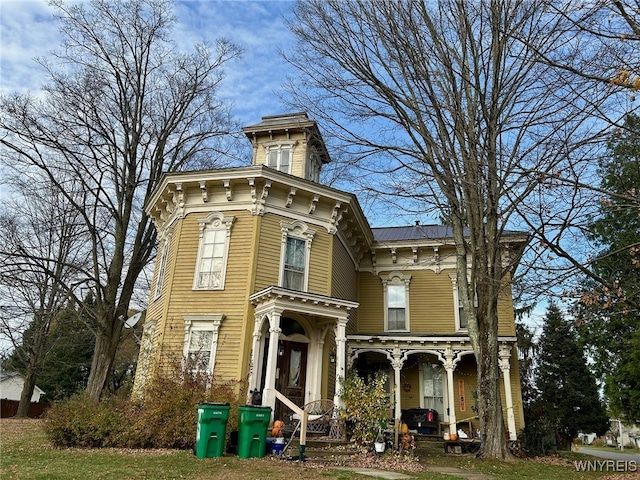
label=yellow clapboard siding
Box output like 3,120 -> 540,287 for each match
357,272 -> 384,332
409,270 -> 456,333
153,210 -> 255,384
254,214 -> 282,290
332,238 -> 358,334
307,227 -> 331,296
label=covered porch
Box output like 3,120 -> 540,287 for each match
248,286 -> 358,422
346,335 -> 519,441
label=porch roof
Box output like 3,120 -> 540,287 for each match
249,286 -> 359,320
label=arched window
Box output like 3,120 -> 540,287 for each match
193,212 -> 235,290
381,272 -> 411,332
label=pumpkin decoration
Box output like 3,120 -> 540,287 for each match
271,420 -> 285,437
449,433 -> 458,441
401,432 -> 415,451
401,423 -> 409,435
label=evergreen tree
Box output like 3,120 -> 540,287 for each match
2,297 -> 96,402
536,304 -> 609,450
576,113 -> 640,421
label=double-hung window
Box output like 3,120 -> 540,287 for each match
183,314 -> 224,374
265,141 -> 296,174
381,272 -> 411,332
193,212 -> 235,290
153,238 -> 170,300
283,237 -> 306,290
451,274 -> 477,331
279,221 -> 315,292
267,146 -> 291,173
387,285 -> 406,330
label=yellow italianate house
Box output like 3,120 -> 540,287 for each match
134,112 -> 527,440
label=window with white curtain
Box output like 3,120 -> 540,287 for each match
279,221 -> 315,292
423,363 -> 444,414
193,212 -> 234,290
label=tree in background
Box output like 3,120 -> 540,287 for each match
283,0 -> 615,458
0,182 -> 89,416
2,298 -> 95,402
576,113 -> 640,421
0,0 -> 242,401
536,304 -> 609,450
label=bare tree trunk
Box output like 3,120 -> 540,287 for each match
86,314 -> 125,401
475,306 -> 508,458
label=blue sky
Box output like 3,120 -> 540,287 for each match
0,0 -> 296,125
0,0 -> 412,227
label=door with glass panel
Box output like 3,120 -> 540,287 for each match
274,341 -> 308,422
423,363 -> 444,416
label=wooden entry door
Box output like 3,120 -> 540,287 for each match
274,341 -> 307,422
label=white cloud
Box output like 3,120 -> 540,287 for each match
0,0 -> 295,124
0,0 -> 58,94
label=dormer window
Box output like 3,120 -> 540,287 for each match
265,141 -> 296,174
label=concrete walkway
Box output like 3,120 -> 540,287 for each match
333,467 -> 413,479
578,446 -> 640,462
333,466 -> 493,479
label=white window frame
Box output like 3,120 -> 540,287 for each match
183,314 -> 224,374
279,220 -> 315,292
420,363 -> 445,415
450,273 -> 477,331
193,212 -> 235,290
153,238 -> 170,300
264,140 -> 297,174
381,272 -> 411,332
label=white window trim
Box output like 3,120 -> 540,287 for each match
183,314 -> 225,374
381,271 -> 411,332
193,212 -> 235,290
153,239 -> 170,300
279,220 -> 315,292
450,274 -> 477,331
263,140 -> 297,174
419,363 -> 446,415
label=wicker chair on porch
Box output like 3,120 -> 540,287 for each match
291,399 -> 334,435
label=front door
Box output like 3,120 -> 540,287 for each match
274,341 -> 307,422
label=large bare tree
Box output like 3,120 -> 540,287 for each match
283,0 -> 619,458
0,181 -> 88,416
0,0 -> 241,401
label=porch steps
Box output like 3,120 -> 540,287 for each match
281,434 -> 443,463
282,435 -> 356,463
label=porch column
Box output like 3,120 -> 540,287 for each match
311,325 -> 330,401
333,317 -> 348,409
262,311 -> 282,416
247,314 -> 264,398
444,348 -> 457,435
499,344 -> 517,441
391,348 -> 403,423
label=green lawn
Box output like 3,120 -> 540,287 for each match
1,419 -> 633,480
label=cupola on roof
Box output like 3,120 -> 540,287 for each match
242,112 -> 330,183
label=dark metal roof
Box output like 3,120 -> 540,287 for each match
372,225 -> 457,242
372,224 -> 525,242
242,112 -> 315,132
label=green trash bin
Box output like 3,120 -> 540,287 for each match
237,405 -> 271,459
195,402 -> 230,458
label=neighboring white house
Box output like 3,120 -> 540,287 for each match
0,371 -> 45,402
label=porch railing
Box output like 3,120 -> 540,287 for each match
274,389 -> 307,460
